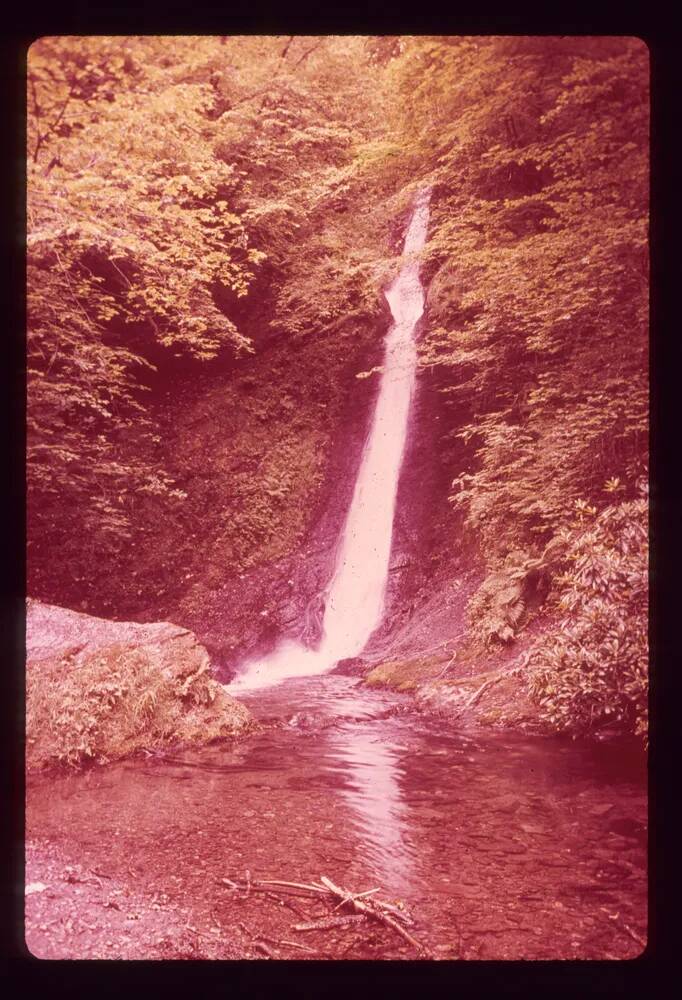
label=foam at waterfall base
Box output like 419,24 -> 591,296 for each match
227,640 -> 336,692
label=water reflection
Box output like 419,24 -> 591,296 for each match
326,723 -> 413,894
321,685 -> 415,895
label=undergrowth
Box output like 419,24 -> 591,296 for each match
26,638 -> 250,771
526,487 -> 648,741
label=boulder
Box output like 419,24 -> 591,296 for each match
330,656 -> 369,677
26,599 -> 251,773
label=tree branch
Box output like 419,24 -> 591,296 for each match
29,74 -> 46,164
292,41 -> 323,68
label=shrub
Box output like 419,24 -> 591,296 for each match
527,485 -> 648,741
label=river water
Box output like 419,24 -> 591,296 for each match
26,673 -> 647,960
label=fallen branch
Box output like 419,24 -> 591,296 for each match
373,899 -> 416,927
465,674 -> 504,709
294,914 -> 367,932
220,874 -> 324,897
257,879 -> 330,895
435,638 -> 464,680
318,875 -> 433,957
332,887 -> 380,911
223,872 -> 433,957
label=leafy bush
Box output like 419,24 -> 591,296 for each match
467,551 -> 541,648
527,487 -> 648,741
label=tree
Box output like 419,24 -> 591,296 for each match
27,35 -> 390,607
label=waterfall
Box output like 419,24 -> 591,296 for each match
228,189 -> 431,691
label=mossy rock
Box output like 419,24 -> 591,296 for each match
364,654 -> 447,691
26,600 -> 252,772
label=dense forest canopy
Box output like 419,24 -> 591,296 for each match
27,35 -> 648,739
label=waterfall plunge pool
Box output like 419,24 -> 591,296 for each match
26,673 -> 647,960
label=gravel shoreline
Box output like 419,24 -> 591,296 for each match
24,839 -> 246,960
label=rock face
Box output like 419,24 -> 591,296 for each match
26,599 -> 252,773
330,656 -> 368,677
174,342 -> 384,680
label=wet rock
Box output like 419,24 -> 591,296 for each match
287,711 -> 315,729
589,803 -> 615,817
26,599 -> 251,773
365,654 -> 448,691
330,656 -> 369,676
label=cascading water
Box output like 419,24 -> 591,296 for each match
229,189 -> 431,692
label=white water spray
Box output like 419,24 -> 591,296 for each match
229,190 -> 431,691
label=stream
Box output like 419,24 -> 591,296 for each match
26,673 -> 647,960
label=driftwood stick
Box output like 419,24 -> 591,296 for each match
224,876 -> 326,899
332,887 -> 381,911
226,872 -> 431,956
373,900 -> 416,927
318,876 -> 432,957
465,675 -> 504,709
321,876 -> 407,918
319,875 -> 345,894
294,914 -> 367,932
436,651 -> 458,680
373,909 -> 434,957
257,879 -> 330,894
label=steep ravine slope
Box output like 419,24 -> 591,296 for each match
360,37 -> 649,741
120,284 -> 469,683
153,308 -> 388,673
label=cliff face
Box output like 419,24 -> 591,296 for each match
164,314 -> 384,676
129,294 -> 467,681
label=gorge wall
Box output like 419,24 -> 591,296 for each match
27,36 -> 649,740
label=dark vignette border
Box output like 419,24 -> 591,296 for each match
1,5 -> 675,994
